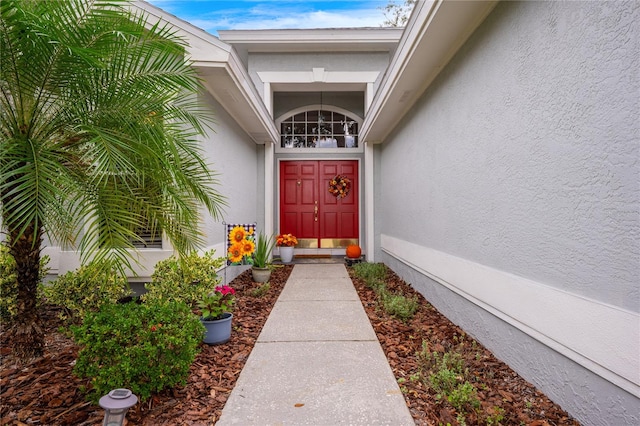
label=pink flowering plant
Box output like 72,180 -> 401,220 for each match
197,285 -> 236,320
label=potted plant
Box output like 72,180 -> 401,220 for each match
252,233 -> 275,282
197,285 -> 236,345
276,233 -> 298,264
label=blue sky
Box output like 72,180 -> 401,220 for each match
146,0 -> 392,35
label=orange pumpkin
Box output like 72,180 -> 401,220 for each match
346,244 -> 361,259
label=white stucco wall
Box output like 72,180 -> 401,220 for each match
378,1 -> 639,424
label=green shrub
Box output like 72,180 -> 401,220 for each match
447,381 -> 480,411
71,300 -> 204,402
0,245 -> 49,320
417,342 -> 464,374
352,262 -> 386,282
250,282 -> 271,297
380,290 -> 418,321
417,342 -> 480,416
430,366 -> 461,398
143,250 -> 224,309
43,260 -> 131,323
486,406 -> 506,425
366,278 -> 387,294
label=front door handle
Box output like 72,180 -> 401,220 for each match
314,201 -> 318,222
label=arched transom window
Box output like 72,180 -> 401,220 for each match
280,108 -> 359,149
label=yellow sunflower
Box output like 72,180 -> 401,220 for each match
228,242 -> 244,263
229,226 -> 247,243
242,239 -> 256,256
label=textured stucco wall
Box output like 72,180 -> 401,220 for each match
45,89 -> 259,279
201,91 -> 261,284
382,0 -> 639,311
201,91 -> 260,249
378,1 -> 639,424
383,254 -> 640,426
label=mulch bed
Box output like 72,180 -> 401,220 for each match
1,262 -> 580,425
348,266 -> 580,426
0,265 -> 293,426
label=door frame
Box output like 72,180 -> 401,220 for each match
276,157 -> 363,255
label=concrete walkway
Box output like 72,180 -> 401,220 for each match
217,263 -> 415,425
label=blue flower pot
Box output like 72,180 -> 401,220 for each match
201,312 -> 233,345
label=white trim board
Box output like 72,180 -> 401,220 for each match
381,234 -> 640,397
258,70 -> 380,85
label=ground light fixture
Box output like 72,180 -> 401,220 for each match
99,388 -> 138,426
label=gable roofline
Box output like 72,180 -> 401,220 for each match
133,1 -> 279,144
219,28 -> 403,63
218,28 -> 403,46
361,0 -> 499,144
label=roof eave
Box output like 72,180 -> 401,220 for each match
360,0 -> 499,144
133,1 -> 278,145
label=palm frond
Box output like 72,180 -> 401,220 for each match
1,0 -> 226,270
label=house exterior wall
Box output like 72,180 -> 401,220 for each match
378,1 -> 639,424
274,92 -> 365,122
200,91 -> 261,251
43,90 -> 261,281
185,90 -> 264,284
248,52 -> 390,100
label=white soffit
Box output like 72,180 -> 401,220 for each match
218,28 -> 403,55
361,0 -> 499,144
259,70 -> 380,92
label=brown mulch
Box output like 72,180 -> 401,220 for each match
0,262 -> 580,425
0,265 -> 293,426
348,266 -> 580,426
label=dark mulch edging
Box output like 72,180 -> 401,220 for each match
2,263 -> 581,425
348,265 -> 581,426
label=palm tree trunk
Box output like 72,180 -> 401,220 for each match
7,222 -> 44,359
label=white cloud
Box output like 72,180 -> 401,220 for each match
146,1 -> 388,35
234,9 -> 386,29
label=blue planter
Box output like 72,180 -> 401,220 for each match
201,312 -> 233,345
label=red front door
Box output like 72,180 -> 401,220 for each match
280,160 -> 358,248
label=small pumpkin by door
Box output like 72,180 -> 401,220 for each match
346,244 -> 361,259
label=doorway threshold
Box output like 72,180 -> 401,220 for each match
273,255 -> 345,264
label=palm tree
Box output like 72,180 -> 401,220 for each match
0,0 -> 225,358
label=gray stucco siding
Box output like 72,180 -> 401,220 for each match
381,0 -> 639,311
377,1 -> 639,424
201,91 -> 261,247
383,254 -> 640,426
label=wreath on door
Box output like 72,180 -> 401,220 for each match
328,175 -> 351,199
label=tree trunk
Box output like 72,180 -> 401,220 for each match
7,222 -> 44,359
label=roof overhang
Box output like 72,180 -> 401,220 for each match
360,0 -> 499,144
218,28 -> 404,63
134,1 -> 279,145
